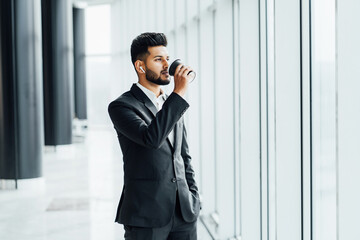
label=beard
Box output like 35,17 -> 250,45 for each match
145,68 -> 170,86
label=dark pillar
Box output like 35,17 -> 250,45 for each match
73,7 -> 87,120
0,0 -> 17,180
42,0 -> 74,145
0,0 -> 44,180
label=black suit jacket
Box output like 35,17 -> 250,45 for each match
108,84 -> 200,227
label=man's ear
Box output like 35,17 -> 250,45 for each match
134,60 -> 145,74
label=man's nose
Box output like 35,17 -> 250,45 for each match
163,59 -> 169,68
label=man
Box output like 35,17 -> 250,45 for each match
108,32 -> 200,239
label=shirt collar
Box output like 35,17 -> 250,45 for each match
136,82 -> 166,105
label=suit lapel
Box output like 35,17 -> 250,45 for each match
144,100 -> 158,117
130,84 -> 157,117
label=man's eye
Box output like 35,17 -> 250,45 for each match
156,59 -> 161,61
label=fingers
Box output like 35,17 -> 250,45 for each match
173,64 -> 193,97
174,64 -> 183,76
175,64 -> 193,77
182,66 -> 193,76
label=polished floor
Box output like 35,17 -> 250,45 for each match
0,126 -> 210,240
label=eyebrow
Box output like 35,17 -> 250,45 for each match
153,55 -> 170,58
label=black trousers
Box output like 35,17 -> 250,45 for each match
123,193 -> 197,240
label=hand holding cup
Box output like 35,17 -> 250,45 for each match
170,59 -> 196,97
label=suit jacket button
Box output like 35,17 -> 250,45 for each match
171,178 -> 177,183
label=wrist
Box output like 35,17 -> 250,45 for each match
173,89 -> 186,98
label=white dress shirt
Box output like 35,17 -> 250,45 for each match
136,83 -> 175,147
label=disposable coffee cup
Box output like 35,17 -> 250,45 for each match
169,59 -> 196,83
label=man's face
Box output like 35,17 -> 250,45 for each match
144,46 -> 170,85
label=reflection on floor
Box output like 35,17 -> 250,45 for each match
0,127 -> 210,240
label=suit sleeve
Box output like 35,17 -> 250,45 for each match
181,122 -> 199,194
108,92 -> 189,149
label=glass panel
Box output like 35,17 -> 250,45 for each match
311,0 -> 337,239
85,5 -> 111,55
214,0 -> 236,238
336,1 -> 360,239
273,0 -> 302,238
85,57 -> 112,126
198,4 -> 217,231
266,0 -> 277,239
85,5 -> 112,127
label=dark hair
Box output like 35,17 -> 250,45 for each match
130,32 -> 167,65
